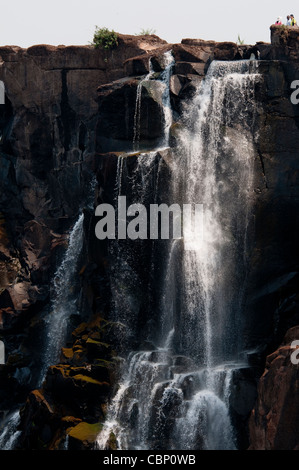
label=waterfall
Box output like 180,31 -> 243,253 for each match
133,60 -> 154,151
97,59 -> 261,450
108,151 -> 161,339
175,60 -> 260,367
173,390 -> 234,450
133,51 -> 174,152
0,411 -> 21,450
0,173 -> 96,449
160,51 -> 175,148
39,213 -> 84,383
0,215 -> 85,449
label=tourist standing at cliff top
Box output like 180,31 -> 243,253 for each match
275,16 -> 282,25
290,14 -> 297,25
286,15 -> 292,25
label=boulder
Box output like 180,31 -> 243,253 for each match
173,61 -> 206,76
67,421 -> 102,450
213,41 -> 238,60
172,43 -> 212,63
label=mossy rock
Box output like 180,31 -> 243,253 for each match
108,431 -> 118,450
94,358 -> 115,367
86,338 -> 111,360
67,421 -> 103,447
73,343 -> 84,352
72,322 -> 88,338
61,347 -> 74,360
72,374 -> 109,386
86,338 -> 109,347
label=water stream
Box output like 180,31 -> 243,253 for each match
133,51 -> 174,152
97,59 -> 261,450
39,213 -> 84,383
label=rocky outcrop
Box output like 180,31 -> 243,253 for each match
243,28 -> 299,448
248,326 -> 299,449
242,56 -> 299,354
18,314 -> 122,449
270,25 -> 299,60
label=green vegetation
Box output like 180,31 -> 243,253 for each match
237,34 -> 244,45
92,26 -> 118,50
137,28 -> 156,36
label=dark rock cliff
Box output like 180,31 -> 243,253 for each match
0,27 -> 298,449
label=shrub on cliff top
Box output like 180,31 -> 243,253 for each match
92,26 -> 118,50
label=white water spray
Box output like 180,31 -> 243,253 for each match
133,60 -> 154,151
97,59 -> 261,450
133,51 -> 174,151
40,213 -> 84,383
0,411 -> 21,450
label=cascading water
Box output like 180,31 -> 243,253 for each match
0,411 -> 21,450
160,51 -> 175,148
133,61 -> 154,151
0,172 -> 97,449
133,51 -> 174,152
39,213 -> 84,383
97,58 -> 261,450
176,61 -> 260,368
107,151 -> 162,342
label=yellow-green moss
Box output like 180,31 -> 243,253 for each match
61,347 -> 74,360
108,431 -> 118,450
67,421 -> 103,444
86,338 -> 110,348
72,322 -> 88,337
72,374 -> 109,386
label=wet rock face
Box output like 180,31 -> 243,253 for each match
242,44 -> 299,448
248,326 -> 299,450
242,58 -> 299,351
96,76 -> 166,152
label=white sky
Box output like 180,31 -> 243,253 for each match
1,0 -> 298,48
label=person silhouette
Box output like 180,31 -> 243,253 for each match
290,14 -> 297,26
